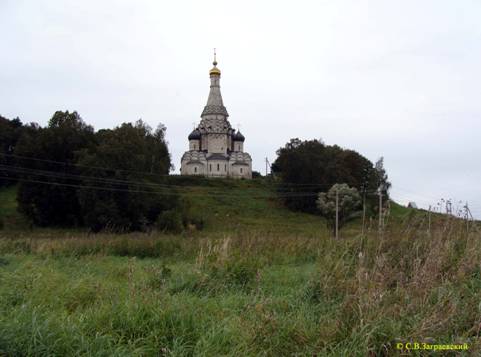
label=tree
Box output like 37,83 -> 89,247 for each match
374,157 -> 391,195
272,138 -> 379,213
8,111 -> 179,231
252,171 -> 262,178
14,111 -> 95,226
76,120 -> 177,232
316,183 -> 361,235
272,139 -> 331,212
0,115 -> 24,187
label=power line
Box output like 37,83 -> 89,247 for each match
3,153 -> 448,201
0,167 -> 383,200
0,152 -> 379,189
0,152 -> 173,179
0,174 -> 336,199
0,164 -> 217,192
0,164 -> 334,192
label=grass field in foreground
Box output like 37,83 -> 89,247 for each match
1,181 -> 479,355
1,219 -> 481,356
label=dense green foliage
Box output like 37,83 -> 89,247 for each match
75,121 -> 176,232
272,138 -> 383,214
2,111 -> 178,232
0,115 -> 24,187
14,111 -> 95,226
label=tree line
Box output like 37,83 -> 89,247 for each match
1,111 -> 184,232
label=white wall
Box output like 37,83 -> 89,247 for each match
205,160 -> 228,177
207,134 -> 228,154
189,139 -> 200,151
233,141 -> 243,152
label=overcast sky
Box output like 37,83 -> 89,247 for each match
1,0 -> 481,217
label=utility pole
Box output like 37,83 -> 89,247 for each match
362,191 -> 366,236
465,201 -> 472,234
335,188 -> 339,240
384,198 -> 390,227
446,199 -> 452,215
378,186 -> 383,234
467,203 -> 474,220
428,205 -> 431,236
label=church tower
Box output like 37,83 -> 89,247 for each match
180,52 -> 252,178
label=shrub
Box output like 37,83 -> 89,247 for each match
156,209 -> 184,233
316,183 -> 362,235
177,197 -> 204,231
152,239 -> 181,257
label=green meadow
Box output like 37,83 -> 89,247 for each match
0,181 -> 479,356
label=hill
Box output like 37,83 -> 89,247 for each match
0,178 -> 413,236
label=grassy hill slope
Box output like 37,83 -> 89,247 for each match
175,178 -> 329,236
0,178 -> 414,236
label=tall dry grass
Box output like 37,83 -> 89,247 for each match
1,214 -> 480,355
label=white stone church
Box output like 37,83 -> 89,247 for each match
180,54 -> 252,179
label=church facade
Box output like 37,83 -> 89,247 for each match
180,54 -> 252,179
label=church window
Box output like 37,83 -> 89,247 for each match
224,164 -> 226,171
240,168 -> 243,174
194,167 -> 197,173
209,164 -> 212,171
217,163 -> 220,171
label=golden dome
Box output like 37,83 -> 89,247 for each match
209,48 -> 221,75
209,65 -> 221,75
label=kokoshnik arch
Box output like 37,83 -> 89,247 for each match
180,52 -> 252,179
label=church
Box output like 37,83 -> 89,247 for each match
180,53 -> 252,179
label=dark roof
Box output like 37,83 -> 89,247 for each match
233,131 -> 245,142
207,153 -> 229,161
188,129 -> 201,140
